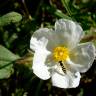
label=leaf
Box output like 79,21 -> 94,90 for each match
61,0 -> 72,16
0,12 -> 22,26
46,6 -> 71,20
0,45 -> 20,79
54,9 -> 72,20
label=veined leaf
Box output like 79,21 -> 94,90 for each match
0,45 -> 20,79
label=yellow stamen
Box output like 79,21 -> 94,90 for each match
53,46 -> 69,62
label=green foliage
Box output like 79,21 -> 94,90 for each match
0,0 -> 96,96
61,0 -> 72,17
0,45 -> 19,79
0,12 -> 22,26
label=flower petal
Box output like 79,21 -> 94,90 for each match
55,19 -> 84,49
30,28 -> 59,51
30,35 -> 48,51
51,71 -> 81,88
69,42 -> 95,73
32,46 -> 51,80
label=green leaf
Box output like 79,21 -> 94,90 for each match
46,6 -> 71,20
0,12 -> 22,26
0,45 -> 20,79
54,9 -> 72,20
61,0 -> 72,16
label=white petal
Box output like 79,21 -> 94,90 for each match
51,71 -> 81,88
55,19 -> 84,49
69,42 -> 95,73
30,36 -> 48,51
32,48 -> 51,80
30,28 -> 59,51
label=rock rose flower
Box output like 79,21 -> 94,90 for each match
30,19 -> 95,88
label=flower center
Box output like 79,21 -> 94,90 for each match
53,46 -> 69,62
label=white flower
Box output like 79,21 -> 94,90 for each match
30,19 -> 95,88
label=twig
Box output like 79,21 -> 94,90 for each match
82,35 -> 96,42
22,0 -> 32,20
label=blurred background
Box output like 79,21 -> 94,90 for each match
0,0 -> 96,96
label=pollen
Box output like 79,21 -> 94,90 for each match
53,46 -> 69,62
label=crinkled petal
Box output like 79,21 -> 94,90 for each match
69,42 -> 95,73
55,19 -> 84,49
30,36 -> 48,51
32,47 -> 51,80
30,28 -> 59,51
51,71 -> 81,88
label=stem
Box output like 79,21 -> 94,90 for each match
35,0 -> 43,17
35,80 -> 43,96
82,35 -> 96,42
61,0 -> 72,17
22,0 -> 32,20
